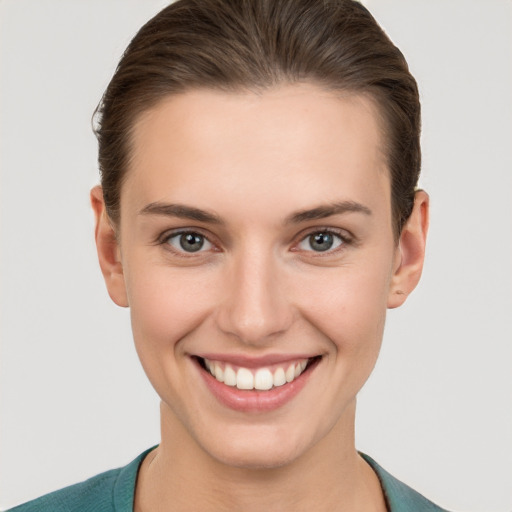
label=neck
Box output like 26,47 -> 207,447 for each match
134,401 -> 386,512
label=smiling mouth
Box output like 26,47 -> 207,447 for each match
196,356 -> 321,391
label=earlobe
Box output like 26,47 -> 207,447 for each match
387,190 -> 429,309
90,186 -> 129,307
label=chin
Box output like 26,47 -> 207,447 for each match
196,421 -> 316,470
209,440 -> 300,470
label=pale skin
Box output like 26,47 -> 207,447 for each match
91,84 -> 429,511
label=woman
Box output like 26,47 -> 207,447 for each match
8,0 -> 446,510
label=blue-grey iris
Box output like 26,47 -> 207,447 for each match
309,232 -> 334,252
179,233 -> 204,252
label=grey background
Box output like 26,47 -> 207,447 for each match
1,0 -> 511,510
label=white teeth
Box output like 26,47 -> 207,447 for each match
254,368 -> 273,390
204,358 -> 311,390
285,364 -> 296,383
224,365 -> 237,386
236,368 -> 254,390
214,364 -> 224,382
273,367 -> 286,387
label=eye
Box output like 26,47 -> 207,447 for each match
165,231 -> 213,253
297,231 -> 345,252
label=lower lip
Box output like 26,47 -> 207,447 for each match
196,358 -> 319,413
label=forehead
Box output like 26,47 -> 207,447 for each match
124,84 -> 390,224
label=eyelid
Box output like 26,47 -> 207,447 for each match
157,228 -> 220,254
155,225 -> 355,255
291,227 -> 354,254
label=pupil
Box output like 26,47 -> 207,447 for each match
180,233 -> 204,252
310,232 -> 333,252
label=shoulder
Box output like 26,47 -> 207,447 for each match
360,453 -> 451,512
5,468 -> 120,512
5,449 -> 152,512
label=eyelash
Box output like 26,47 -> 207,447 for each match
158,227 -> 353,257
158,229 -> 217,257
294,228 -> 352,255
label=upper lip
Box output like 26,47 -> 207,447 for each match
194,353 -> 320,368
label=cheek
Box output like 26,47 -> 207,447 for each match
124,261 -> 222,412
295,259 -> 392,354
125,261 -> 217,356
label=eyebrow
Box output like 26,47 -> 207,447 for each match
139,200 -> 372,225
285,201 -> 372,224
139,202 -> 224,224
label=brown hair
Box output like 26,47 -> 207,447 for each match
94,0 -> 421,237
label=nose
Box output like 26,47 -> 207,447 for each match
215,246 -> 294,346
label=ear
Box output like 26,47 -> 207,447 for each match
90,186 -> 129,307
387,190 -> 429,309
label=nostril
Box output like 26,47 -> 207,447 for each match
215,303 -> 294,346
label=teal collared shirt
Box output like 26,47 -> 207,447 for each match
6,449 -> 449,511
360,453 -> 449,511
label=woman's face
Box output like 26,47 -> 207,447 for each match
106,84 -> 408,468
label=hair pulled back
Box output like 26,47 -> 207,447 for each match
94,0 -> 421,237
